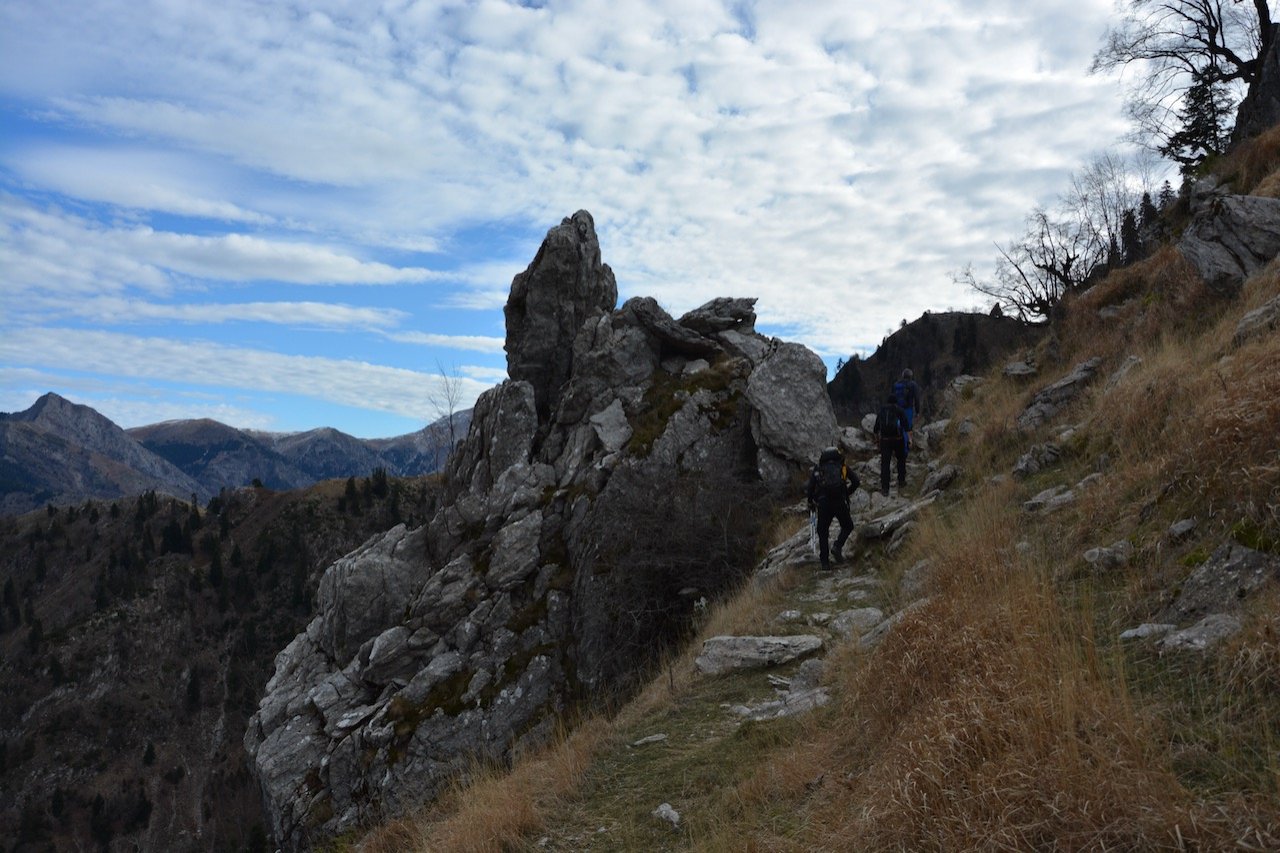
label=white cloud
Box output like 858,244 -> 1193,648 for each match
384,331 -> 507,353
0,328 -> 493,421
0,0 -> 1149,431
24,296 -> 408,330
0,195 -> 443,302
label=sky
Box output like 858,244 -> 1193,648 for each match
0,0 -> 1142,438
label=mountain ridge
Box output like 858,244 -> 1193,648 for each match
0,393 -> 467,515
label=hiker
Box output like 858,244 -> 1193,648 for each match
892,369 -> 921,451
874,393 -> 908,496
806,446 -> 857,569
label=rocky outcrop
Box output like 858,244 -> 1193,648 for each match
1016,358 -> 1103,431
504,210 -> 618,419
1178,195 -> 1280,296
245,211 -> 837,849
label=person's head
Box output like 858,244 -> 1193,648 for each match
886,392 -> 898,404
902,368 -> 913,380
819,446 -> 842,464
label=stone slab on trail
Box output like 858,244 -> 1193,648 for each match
694,634 -> 824,676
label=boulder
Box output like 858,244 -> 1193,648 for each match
830,608 -> 884,640
315,525 -> 427,663
693,635 -> 824,675
1083,541 -> 1134,571
245,210 -> 841,851
1159,613 -> 1243,653
1105,355 -> 1143,391
1119,623 -> 1175,642
677,296 -> 758,335
746,342 -> 837,472
1012,443 -> 1061,479
1178,195 -> 1280,296
921,463 -> 960,494
859,493 -> 937,540
1003,360 -> 1037,378
1232,23 -> 1280,144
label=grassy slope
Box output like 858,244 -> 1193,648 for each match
356,137 -> 1280,852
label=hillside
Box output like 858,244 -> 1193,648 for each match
354,136 -> 1280,851
0,475 -> 443,852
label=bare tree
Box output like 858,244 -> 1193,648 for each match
428,361 -> 463,451
958,151 -> 1159,321
956,209 -> 1104,323
1092,0 -> 1274,164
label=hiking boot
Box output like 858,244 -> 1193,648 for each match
832,546 -> 843,563
820,559 -> 831,571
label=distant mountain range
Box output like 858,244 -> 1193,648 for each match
0,392 -> 469,515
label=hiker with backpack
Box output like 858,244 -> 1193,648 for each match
806,446 -> 858,570
874,393 -> 908,496
891,369 -> 921,452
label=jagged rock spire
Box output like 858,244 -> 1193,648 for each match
504,210 -> 618,419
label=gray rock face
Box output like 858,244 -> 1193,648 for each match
1016,358 -> 1103,431
246,212 -> 837,850
1158,543 -> 1280,624
504,210 -> 618,417
1232,23 -> 1280,144
1179,195 -> 1280,296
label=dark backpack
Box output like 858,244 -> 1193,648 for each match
817,457 -> 846,497
878,404 -> 902,440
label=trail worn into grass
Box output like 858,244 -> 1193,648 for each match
517,553 -> 890,852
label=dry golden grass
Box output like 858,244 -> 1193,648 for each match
1221,125 -> 1280,194
358,717 -> 611,853
786,495 -> 1224,850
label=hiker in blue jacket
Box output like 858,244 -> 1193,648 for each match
874,393 -> 908,496
806,446 -> 857,569
892,369 -> 921,453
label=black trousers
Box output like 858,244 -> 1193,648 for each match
880,437 -> 906,492
816,497 -> 853,565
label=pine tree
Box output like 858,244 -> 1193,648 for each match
1160,65 -> 1234,174
1139,192 -> 1159,229
1121,209 -> 1143,265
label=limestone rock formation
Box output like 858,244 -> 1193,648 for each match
245,212 -> 837,849
504,210 -> 618,418
1178,195 -> 1280,296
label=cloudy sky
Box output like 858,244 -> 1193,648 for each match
0,0 -> 1140,438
